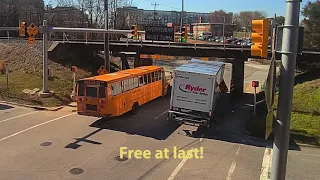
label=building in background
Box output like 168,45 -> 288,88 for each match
192,23 -> 236,38
115,6 -> 226,29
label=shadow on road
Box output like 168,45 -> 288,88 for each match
89,96 -> 180,140
0,103 -> 14,110
185,92 -> 302,151
65,128 -> 103,149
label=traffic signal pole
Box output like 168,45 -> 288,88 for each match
104,0 -> 110,73
270,0 -> 301,180
42,20 -> 49,93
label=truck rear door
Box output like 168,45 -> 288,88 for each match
172,70 -> 214,113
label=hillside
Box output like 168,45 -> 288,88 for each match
288,71 -> 320,145
0,39 -> 92,107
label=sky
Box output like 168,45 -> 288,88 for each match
132,0 -> 316,17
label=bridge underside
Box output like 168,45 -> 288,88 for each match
47,41 -> 320,100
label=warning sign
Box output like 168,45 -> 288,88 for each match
28,37 -> 35,44
27,23 -> 39,37
97,65 -> 108,75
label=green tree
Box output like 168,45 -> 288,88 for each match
275,16 -> 285,26
301,1 -> 320,48
233,11 -> 267,32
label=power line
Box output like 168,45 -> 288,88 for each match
151,2 -> 159,24
141,0 -> 182,11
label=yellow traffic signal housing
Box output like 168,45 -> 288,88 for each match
131,25 -> 138,40
19,20 -> 26,37
181,26 -> 187,43
251,19 -> 270,58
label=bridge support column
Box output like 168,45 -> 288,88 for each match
134,54 -> 141,67
231,59 -> 245,99
121,56 -> 130,70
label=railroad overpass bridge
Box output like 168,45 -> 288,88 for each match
48,40 -> 320,99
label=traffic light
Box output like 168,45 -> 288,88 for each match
251,19 -> 270,58
181,26 -> 187,43
131,25 -> 138,40
19,20 -> 26,37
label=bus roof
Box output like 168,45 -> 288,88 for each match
82,66 -> 163,82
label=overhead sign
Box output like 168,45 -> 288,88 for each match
97,65 -> 107,75
145,25 -> 175,42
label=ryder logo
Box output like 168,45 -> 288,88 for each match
179,84 -> 207,93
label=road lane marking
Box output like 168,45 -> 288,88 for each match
260,147 -> 273,180
167,148 -> 194,180
200,134 -> 204,142
290,152 -> 320,157
154,110 -> 169,119
226,161 -> 237,180
301,159 -> 318,163
0,113 -> 76,143
245,63 -> 269,70
236,147 -> 240,155
0,111 -> 38,123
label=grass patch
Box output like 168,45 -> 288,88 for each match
0,71 -> 74,107
272,71 -> 320,146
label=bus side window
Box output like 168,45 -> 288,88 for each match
143,74 -> 148,84
122,79 -> 129,92
154,71 -> 158,81
129,78 -> 135,90
139,75 -> 144,87
158,70 -> 162,80
111,82 -> 121,96
134,77 -> 139,88
151,72 -> 156,82
147,73 -> 151,84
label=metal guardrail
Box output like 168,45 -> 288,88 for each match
0,27 -> 19,31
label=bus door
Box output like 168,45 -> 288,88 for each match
97,82 -> 107,113
85,85 -> 99,112
81,80 -> 107,113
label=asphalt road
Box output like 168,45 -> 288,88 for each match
1,98 -> 319,180
0,63 -> 319,180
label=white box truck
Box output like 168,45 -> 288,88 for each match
167,59 -> 225,127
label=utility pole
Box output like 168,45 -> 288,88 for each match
104,0 -> 110,73
180,0 -> 184,32
270,0 -> 301,180
151,3 -> 159,25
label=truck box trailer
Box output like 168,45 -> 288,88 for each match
167,59 -> 225,127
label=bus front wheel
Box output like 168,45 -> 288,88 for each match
131,102 -> 139,115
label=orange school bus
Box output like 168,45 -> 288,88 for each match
76,66 -> 170,118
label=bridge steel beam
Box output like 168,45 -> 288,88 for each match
231,59 -> 245,99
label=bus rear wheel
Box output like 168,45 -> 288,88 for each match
131,102 -> 139,115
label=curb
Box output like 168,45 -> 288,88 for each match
0,101 -> 64,111
293,142 -> 320,149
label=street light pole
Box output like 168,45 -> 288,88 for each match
104,0 -> 110,73
270,0 -> 301,180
